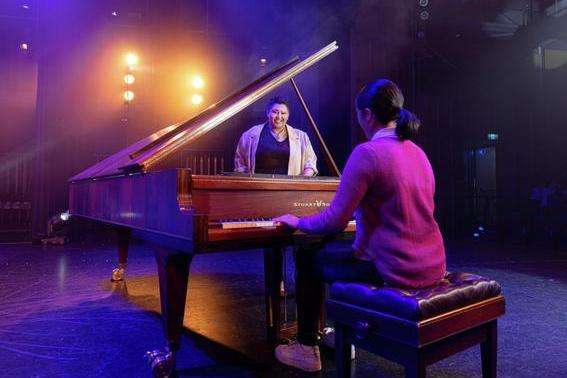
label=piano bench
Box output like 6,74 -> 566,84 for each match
326,272 -> 505,378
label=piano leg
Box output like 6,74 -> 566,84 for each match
264,246 -> 284,345
145,246 -> 193,378
111,227 -> 131,282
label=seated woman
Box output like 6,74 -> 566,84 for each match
273,79 -> 446,372
234,97 -> 317,176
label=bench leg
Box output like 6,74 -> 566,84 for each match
335,322 -> 352,378
405,351 -> 426,378
481,320 -> 498,378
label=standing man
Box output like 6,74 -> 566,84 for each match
234,97 -> 317,176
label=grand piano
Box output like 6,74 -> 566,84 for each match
68,41 -> 353,376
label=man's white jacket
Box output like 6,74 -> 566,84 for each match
234,123 -> 318,175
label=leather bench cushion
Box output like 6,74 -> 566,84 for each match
329,272 -> 502,321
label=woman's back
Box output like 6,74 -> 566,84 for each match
354,133 -> 445,288
298,128 -> 445,288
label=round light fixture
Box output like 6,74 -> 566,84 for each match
124,90 -> 135,102
124,74 -> 136,84
191,94 -> 203,105
125,53 -> 139,67
191,76 -> 205,89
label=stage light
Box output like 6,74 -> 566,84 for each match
20,42 -> 28,51
60,211 -> 70,221
191,76 -> 205,89
124,90 -> 135,102
124,73 -> 135,84
22,4 -> 30,10
125,53 -> 139,67
419,10 -> 430,20
111,11 -> 118,16
260,58 -> 267,66
418,0 -> 429,7
191,94 -> 203,105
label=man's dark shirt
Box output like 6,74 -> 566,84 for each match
254,124 -> 290,174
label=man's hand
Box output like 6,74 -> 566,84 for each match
273,214 -> 300,229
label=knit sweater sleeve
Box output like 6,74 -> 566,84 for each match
298,144 -> 374,234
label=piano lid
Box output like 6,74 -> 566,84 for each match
70,41 -> 338,182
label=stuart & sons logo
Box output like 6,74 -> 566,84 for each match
293,200 -> 329,208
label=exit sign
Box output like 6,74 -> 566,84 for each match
487,133 -> 499,141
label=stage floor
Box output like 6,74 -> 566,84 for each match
0,238 -> 566,377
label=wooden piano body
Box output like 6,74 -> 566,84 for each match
70,169 -> 343,250
68,42 -> 350,375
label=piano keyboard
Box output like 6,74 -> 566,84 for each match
215,218 -> 356,230
218,218 -> 276,229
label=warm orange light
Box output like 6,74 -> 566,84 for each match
191,94 -> 203,105
191,76 -> 205,89
123,90 -> 135,102
124,74 -> 135,84
125,53 -> 139,67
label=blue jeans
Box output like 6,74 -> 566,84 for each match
294,243 -> 382,346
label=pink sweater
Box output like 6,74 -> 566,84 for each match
298,128 -> 445,288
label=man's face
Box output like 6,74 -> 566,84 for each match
356,107 -> 364,128
356,106 -> 374,139
267,103 -> 289,130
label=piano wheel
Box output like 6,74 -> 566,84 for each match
145,347 -> 175,378
110,267 -> 125,282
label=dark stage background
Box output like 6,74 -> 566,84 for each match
1,0 -> 566,243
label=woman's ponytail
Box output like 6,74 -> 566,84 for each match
395,108 -> 421,141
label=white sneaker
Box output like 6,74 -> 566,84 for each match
322,327 -> 356,360
275,340 -> 322,372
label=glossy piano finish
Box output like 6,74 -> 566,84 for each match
189,174 -> 339,220
70,169 -> 196,251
